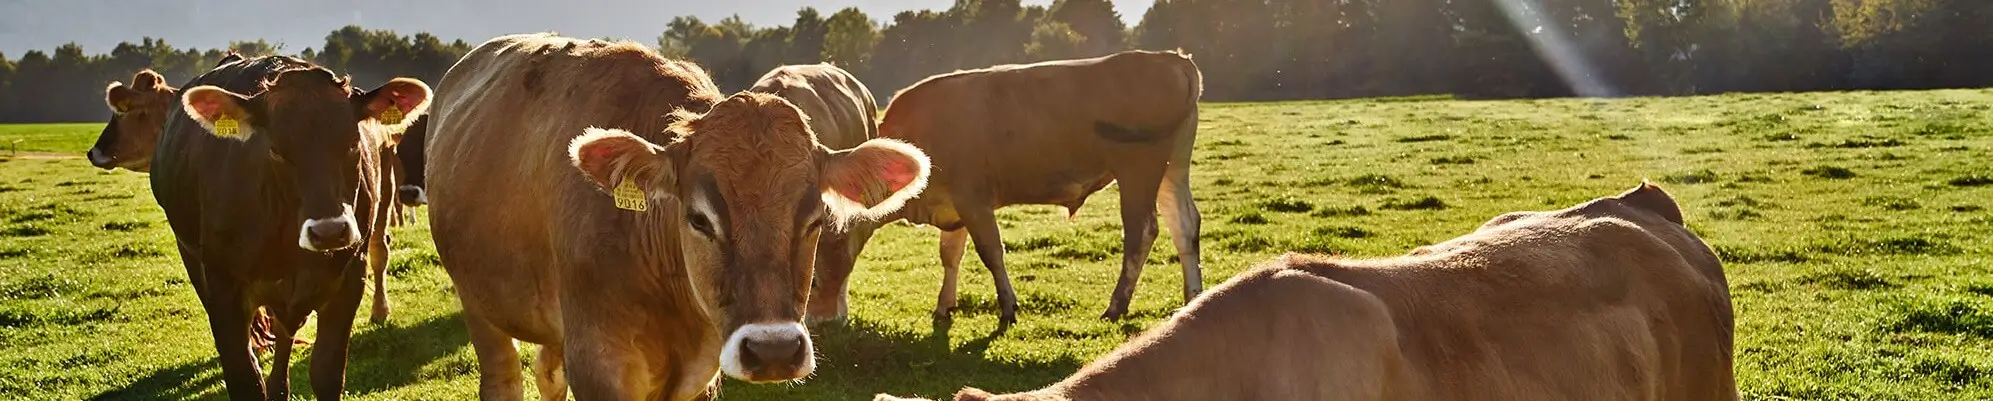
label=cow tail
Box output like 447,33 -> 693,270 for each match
1171,53 -> 1203,167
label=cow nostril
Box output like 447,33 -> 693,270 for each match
741,336 -> 803,368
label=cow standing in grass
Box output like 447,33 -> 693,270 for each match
876,183 -> 1738,401
151,55 -> 426,400
745,63 -> 881,323
91,55 -> 405,327
812,51 -> 1205,324
426,33 -> 930,401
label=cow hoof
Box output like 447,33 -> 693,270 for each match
1099,308 -> 1128,321
997,313 -> 1017,327
931,308 -> 954,321
369,306 -> 390,325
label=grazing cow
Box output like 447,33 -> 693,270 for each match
745,63 -> 881,322
814,50 -> 1204,324
151,55 -> 425,400
89,53 -> 244,171
875,183 -> 1739,401
392,115 -> 429,206
426,33 -> 930,401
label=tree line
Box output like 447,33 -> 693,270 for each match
2,0 -> 1989,123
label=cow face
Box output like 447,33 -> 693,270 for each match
180,69 -> 430,252
568,93 -> 929,383
90,70 -> 178,172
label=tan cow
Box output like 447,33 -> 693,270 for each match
745,63 -> 881,322
813,50 -> 1204,324
88,69 -> 180,171
875,183 -> 1738,401
426,33 -> 930,401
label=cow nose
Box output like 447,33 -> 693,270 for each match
397,185 -> 427,206
721,322 -> 814,382
87,148 -> 113,168
299,216 -> 360,251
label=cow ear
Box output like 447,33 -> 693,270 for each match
951,388 -> 995,401
133,70 -> 164,90
105,82 -> 135,113
356,77 -> 432,132
181,86 -> 258,140
569,127 -> 675,200
819,138 -> 930,226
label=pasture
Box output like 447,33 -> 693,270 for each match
1,90 -> 1990,400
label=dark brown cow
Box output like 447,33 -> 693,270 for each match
427,33 -> 929,401
745,63 -> 880,322
816,51 -> 1204,324
877,183 -> 1738,401
151,55 -> 426,400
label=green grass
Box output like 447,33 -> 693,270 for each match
2,89 -> 1992,400
0,123 -> 104,155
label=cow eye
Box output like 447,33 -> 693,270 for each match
686,212 -> 715,237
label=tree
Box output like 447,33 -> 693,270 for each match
823,7 -> 879,70
787,7 -> 829,65
1049,0 -> 1126,56
1027,21 -> 1087,61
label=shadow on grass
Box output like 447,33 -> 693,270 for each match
725,317 -> 1082,401
90,357 -> 222,400
92,312 -> 469,400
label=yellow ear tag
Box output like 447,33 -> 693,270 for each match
379,106 -> 404,125
613,175 -> 648,212
213,116 -> 242,138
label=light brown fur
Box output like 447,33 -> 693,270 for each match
877,183 -> 1738,401
819,50 -> 1207,324
745,63 -> 884,323
427,33 -> 928,401
89,70 -> 179,172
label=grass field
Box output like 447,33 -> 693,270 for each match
2,89 -> 1991,400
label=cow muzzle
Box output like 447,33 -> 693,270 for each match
299,213 -> 361,251
86,148 -> 116,169
719,322 -> 815,382
397,185 -> 427,206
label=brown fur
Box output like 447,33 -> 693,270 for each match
150,55 -> 421,400
876,183 -> 1738,401
745,63 -> 884,323
426,33 -> 928,401
89,70 -> 178,171
819,50 -> 1206,324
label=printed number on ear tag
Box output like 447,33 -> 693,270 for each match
214,117 -> 242,138
613,175 -> 648,212
379,106 -> 405,125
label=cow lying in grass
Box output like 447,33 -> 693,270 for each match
876,182 -> 1737,401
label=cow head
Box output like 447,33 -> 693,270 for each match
567,92 -> 929,383
90,70 -> 178,172
180,69 -> 430,252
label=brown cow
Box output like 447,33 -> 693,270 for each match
89,53 -> 244,171
91,54 -> 403,325
745,63 -> 881,322
426,33 -> 930,401
152,55 -> 425,400
814,50 -> 1205,324
875,183 -> 1738,401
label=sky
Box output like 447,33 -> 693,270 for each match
0,0 -> 1153,56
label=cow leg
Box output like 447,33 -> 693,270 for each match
960,207 -> 1019,325
367,232 -> 392,324
202,292 -> 267,400
533,344 -> 568,401
1104,167 -> 1165,320
466,313 -> 527,401
263,308 -> 309,400
933,228 -> 969,320
307,267 -> 366,400
1156,162 -> 1203,302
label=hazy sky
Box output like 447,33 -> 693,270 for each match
0,0 -> 1153,55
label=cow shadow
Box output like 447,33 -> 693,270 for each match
722,318 -> 1082,401
90,357 -> 224,400
94,312 -> 469,400
312,311 -> 471,395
